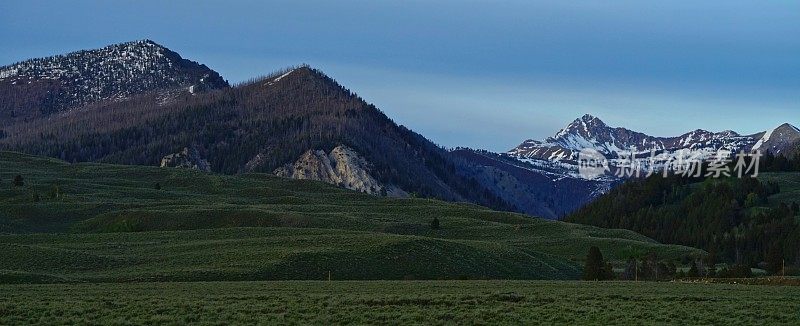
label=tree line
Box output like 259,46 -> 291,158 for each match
569,156 -> 800,276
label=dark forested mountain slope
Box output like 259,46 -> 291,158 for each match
450,148 -> 616,219
566,164 -> 800,268
0,40 -> 228,122
0,65 -> 511,211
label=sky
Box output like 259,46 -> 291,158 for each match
1,0 -> 798,152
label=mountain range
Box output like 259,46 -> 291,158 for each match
0,40 -> 512,213
1,40 -> 797,219
509,114 -> 799,179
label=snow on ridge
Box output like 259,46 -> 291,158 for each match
273,69 -> 294,82
752,127 -> 775,151
264,69 -> 295,86
0,68 -> 17,79
1,40 -> 226,112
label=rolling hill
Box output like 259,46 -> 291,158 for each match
0,151 -> 700,282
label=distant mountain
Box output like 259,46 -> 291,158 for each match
0,43 -> 512,212
0,40 -> 228,122
474,115 -> 800,218
510,114 -> 799,177
450,148 -> 615,218
752,123 -> 800,156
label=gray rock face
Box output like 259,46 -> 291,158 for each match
160,147 -> 211,172
274,145 -> 407,197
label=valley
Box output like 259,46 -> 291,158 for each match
0,33 -> 798,325
0,151 -> 698,282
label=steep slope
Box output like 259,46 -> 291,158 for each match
752,123 -> 800,155
0,39 -> 228,122
450,148 -> 614,219
0,151 -> 700,282
0,62 -> 511,211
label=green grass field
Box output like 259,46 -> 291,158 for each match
1,281 -> 798,325
0,151 -> 700,281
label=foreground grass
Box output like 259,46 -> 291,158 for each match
1,281 -> 798,325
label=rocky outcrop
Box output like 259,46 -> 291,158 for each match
274,145 -> 407,197
160,147 -> 211,172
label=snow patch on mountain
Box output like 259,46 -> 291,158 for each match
752,127 -> 775,151
509,115 -> 798,181
0,39 -> 228,114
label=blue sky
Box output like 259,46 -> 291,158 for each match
2,0 -> 798,151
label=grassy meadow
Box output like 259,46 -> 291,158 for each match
1,280 -> 798,325
1,151 -> 798,325
0,151 -> 700,282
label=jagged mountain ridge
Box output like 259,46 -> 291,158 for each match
510,114 -> 774,163
0,39 -> 228,122
510,114 -> 799,180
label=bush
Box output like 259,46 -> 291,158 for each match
718,264 -> 753,278
12,175 -> 24,187
430,217 -> 440,230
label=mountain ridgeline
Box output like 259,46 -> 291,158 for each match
510,114 -> 800,163
0,41 -> 511,211
0,40 -> 228,122
2,40 -> 798,220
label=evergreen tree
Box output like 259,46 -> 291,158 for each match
583,246 -> 605,281
430,217 -> 440,230
12,175 -> 24,187
688,261 -> 699,278
765,245 -> 784,276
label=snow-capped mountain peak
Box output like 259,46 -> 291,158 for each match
752,123 -> 800,154
552,114 -> 607,140
509,115 -> 799,180
0,39 -> 229,119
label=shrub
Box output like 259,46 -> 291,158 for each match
430,217 -> 440,230
12,175 -> 24,187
